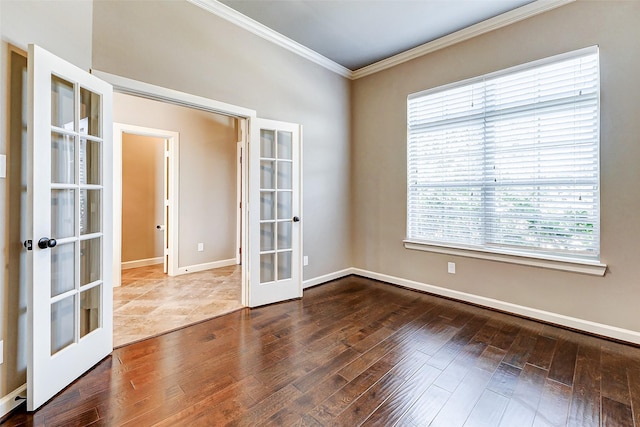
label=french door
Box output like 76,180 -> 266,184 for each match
248,119 -> 302,307
26,44 -> 113,411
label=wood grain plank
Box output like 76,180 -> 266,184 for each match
395,384 -> 451,427
547,339 -> 578,386
600,348 -> 631,404
361,363 -> 441,426
627,364 -> 640,427
527,335 -> 557,370
601,396 -> 634,427
498,363 -> 547,427
430,367 -> 494,427
566,343 -> 601,427
532,379 -> 572,427
463,389 -> 509,427
486,362 -> 522,398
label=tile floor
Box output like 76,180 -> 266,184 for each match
113,264 -> 243,347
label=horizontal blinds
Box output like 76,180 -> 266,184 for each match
407,47 -> 600,259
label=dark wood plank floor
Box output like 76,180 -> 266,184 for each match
4,275 -> 640,426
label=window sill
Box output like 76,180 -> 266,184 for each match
403,240 -> 607,276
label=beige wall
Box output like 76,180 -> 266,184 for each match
92,0 -> 352,279
1,0 -> 94,400
121,134 -> 165,263
114,93 -> 239,267
351,0 -> 640,332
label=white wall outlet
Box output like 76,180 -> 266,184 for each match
0,154 -> 6,179
197,243 -> 204,252
0,340 -> 3,364
303,256 -> 309,266
447,262 -> 456,274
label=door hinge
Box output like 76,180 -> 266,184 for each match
23,240 -> 32,251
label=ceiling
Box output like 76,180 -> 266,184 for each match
218,0 -> 535,71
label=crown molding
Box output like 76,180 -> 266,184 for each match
186,0 -> 352,78
188,0 -> 575,81
352,0 -> 575,79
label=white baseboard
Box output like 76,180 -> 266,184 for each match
302,267 -> 640,345
177,258 -> 237,275
302,268 -> 353,289
121,257 -> 164,270
0,384 -> 26,420
350,267 -> 640,345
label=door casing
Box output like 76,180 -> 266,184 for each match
93,70 -> 257,305
113,123 -> 179,286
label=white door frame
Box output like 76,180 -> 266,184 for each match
113,123 -> 179,286
92,70 -> 256,305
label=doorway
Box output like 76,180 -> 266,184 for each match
111,93 -> 245,346
113,123 -> 179,286
121,133 -> 167,272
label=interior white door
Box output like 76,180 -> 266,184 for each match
248,119 -> 302,307
26,44 -> 113,411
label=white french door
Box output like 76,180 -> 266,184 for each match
26,44 -> 113,411
248,119 -> 302,307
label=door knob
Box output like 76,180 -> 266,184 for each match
38,237 -> 57,249
292,216 -> 300,222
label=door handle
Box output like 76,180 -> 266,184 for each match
156,225 -> 165,231
292,216 -> 300,222
38,237 -> 57,249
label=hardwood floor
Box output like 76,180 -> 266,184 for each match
5,275 -> 640,426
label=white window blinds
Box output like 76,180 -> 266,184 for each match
407,47 -> 600,261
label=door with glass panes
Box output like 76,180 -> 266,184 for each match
26,44 -> 113,411
248,119 -> 301,307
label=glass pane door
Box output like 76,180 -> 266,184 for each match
50,75 -> 104,354
27,44 -> 113,411
249,118 -> 301,307
259,129 -> 294,283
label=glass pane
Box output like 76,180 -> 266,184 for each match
260,253 -> 275,283
51,75 -> 74,129
260,129 -> 275,158
51,132 -> 75,184
51,295 -> 75,355
260,160 -> 275,189
80,189 -> 101,235
277,191 -> 292,220
51,242 -> 75,297
80,138 -> 101,185
52,189 -> 75,239
80,88 -> 101,137
80,238 -> 101,286
277,161 -> 292,190
277,222 -> 292,250
80,285 -> 101,338
277,131 -> 292,160
278,251 -> 292,280
260,222 -> 275,251
260,191 -> 275,220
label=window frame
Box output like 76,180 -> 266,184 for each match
404,46 -> 606,276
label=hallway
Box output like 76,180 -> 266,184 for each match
113,264 -> 242,347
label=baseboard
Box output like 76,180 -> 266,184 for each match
303,268 -> 353,289
0,384 -> 26,420
121,257 -> 164,270
177,258 -> 237,275
351,268 -> 640,345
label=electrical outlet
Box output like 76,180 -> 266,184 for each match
0,340 -> 3,364
447,262 -> 456,274
303,256 -> 309,266
197,243 -> 204,252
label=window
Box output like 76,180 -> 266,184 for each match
406,47 -> 600,263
